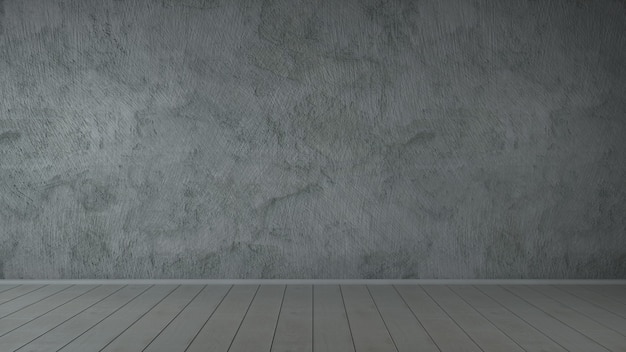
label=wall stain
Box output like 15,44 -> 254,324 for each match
0,237 -> 18,280
290,91 -> 376,162
70,229 -> 112,272
400,130 -> 437,149
360,249 -> 422,279
0,131 -> 21,144
255,183 -> 322,240
258,0 -> 320,48
0,177 -> 40,221
77,179 -> 116,212
0,0 -> 4,35
161,0 -> 220,10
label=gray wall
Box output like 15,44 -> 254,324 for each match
1,0 -> 625,279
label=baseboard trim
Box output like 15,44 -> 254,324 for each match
1,279 -> 625,285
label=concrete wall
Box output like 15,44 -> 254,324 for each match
1,0 -> 625,279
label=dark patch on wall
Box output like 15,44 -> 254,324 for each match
0,131 -> 21,144
0,237 -> 18,280
484,229 -> 527,278
161,0 -> 220,10
77,179 -> 116,212
133,110 -> 157,138
571,252 -> 626,279
40,174 -> 70,201
258,0 -> 321,47
69,229 -> 112,276
401,130 -> 437,149
0,0 -> 4,35
0,172 -> 40,221
197,252 -> 221,275
158,251 -> 222,278
229,242 -> 286,279
290,91 -> 376,162
360,250 -> 422,279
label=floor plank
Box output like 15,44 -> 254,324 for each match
395,285 -> 481,352
565,285 -> 626,319
100,285 -> 203,352
142,285 -> 231,352
313,285 -> 355,352
272,285 -> 312,352
0,286 -> 46,306
0,283 -> 621,351
0,285 -> 18,294
367,285 -> 438,352
0,285 -> 94,336
422,285 -> 524,352
57,285 -> 177,352
477,285 -> 610,352
185,285 -> 258,352
0,285 -> 70,319
229,285 -> 285,352
585,285 -> 626,305
449,285 -> 567,352
341,285 -> 397,352
535,285 -> 626,337
0,285 -> 121,351
16,285 -> 150,352
502,285 -> 626,352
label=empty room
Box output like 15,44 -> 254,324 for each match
0,0 -> 625,351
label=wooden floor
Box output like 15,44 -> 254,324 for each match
0,284 -> 624,351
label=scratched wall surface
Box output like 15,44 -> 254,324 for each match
0,0 -> 625,279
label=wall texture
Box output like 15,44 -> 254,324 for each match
0,0 -> 625,279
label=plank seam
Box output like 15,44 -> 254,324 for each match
0,285 -> 73,320
141,285 -> 206,352
14,285 -> 126,352
268,285 -> 287,352
338,285 -> 357,352
446,285 -> 528,352
184,285 -> 233,352
365,285 -> 400,352
531,286 -> 626,338
500,285 -> 612,352
392,285 -> 442,352
474,285 -> 574,352
97,285 -> 180,352
420,285 -> 485,352
225,285 -> 260,352
55,284 -> 154,352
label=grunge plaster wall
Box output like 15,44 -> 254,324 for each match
1,0 -> 625,279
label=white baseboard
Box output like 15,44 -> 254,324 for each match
1,279 -> 625,285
